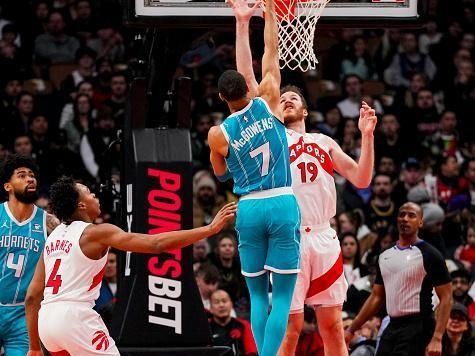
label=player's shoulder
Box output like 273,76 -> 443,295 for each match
306,131 -> 335,147
208,125 -> 226,143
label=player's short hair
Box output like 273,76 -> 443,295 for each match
218,70 -> 247,101
49,176 -> 80,222
280,85 -> 308,109
0,154 -> 39,188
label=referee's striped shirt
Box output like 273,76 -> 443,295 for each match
375,240 -> 451,318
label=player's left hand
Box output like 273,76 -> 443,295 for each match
227,0 -> 261,22
358,101 -> 377,136
425,338 -> 442,356
209,202 -> 237,234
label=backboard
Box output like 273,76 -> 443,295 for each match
125,0 -> 427,28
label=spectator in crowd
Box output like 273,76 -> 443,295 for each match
423,111 -> 460,161
441,303 -> 475,356
208,289 -> 257,356
436,155 -> 464,207
325,28 -> 361,81
337,74 -> 383,120
193,71 -> 226,115
193,239 -> 211,271
364,174 -> 397,236
384,32 -> 437,88
341,232 -> 368,288
195,263 -> 220,312
28,0 -> 50,43
59,79 -> 95,129
340,35 -> 375,80
420,202 -> 447,257
34,10 -> 80,64
95,250 -> 118,329
454,225 -> 475,272
395,72 -> 429,110
13,135 -> 33,157
10,91 -> 35,138
375,113 -> 408,165
450,269 -> 475,321
191,114 -> 213,171
316,106 -> 342,139
375,156 -> 397,181
60,46 -> 96,98
361,227 -> 396,270
29,113 -> 52,185
393,157 -> 424,205
91,56 -> 113,106
0,24 -> 28,79
103,72 -> 127,127
208,232 -> 249,318
464,158 -> 475,209
193,170 -> 230,229
87,22 -> 124,63
0,78 -> 23,116
79,106 -> 118,180
419,18 -> 442,55
373,29 -> 402,80
62,93 -> 93,152
69,0 -> 96,44
407,88 -> 440,139
339,118 -> 362,160
345,202 -> 452,356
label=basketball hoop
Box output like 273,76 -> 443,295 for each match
262,0 -> 330,72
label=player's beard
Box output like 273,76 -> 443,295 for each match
14,187 -> 38,204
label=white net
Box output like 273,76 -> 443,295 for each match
262,0 -> 330,72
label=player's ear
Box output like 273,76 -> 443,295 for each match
218,93 -> 225,102
3,182 -> 11,193
78,201 -> 86,210
302,108 -> 308,119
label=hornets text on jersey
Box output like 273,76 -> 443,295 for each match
0,202 -> 46,304
220,97 -> 292,195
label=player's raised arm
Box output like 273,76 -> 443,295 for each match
229,0 -> 260,98
258,0 -> 283,121
85,202 -> 236,254
326,101 -> 376,188
25,255 -> 46,356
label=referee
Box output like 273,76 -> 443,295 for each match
345,202 -> 452,356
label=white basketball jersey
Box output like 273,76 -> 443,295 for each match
42,221 -> 108,306
287,130 -> 337,226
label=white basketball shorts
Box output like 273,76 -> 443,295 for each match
290,223 -> 348,313
39,302 -> 120,355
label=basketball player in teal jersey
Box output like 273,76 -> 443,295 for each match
0,155 -> 59,356
230,1 -> 377,355
208,0 -> 301,355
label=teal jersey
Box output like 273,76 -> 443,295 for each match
0,203 -> 46,304
221,97 -> 292,195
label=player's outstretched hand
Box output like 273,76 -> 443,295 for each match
27,351 -> 43,356
358,101 -> 377,136
209,202 -> 237,234
227,0 -> 261,22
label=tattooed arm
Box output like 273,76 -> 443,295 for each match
46,213 -> 60,235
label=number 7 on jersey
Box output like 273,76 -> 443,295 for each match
250,142 -> 270,177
